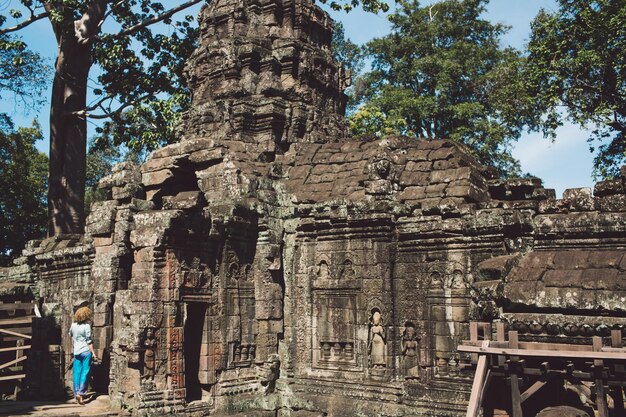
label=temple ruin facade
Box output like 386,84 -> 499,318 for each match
1,0 -> 626,416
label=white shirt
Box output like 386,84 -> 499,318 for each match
69,322 -> 92,356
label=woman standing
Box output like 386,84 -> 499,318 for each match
69,307 -> 98,404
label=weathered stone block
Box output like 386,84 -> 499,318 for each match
594,179 -> 624,197
563,187 -> 596,211
475,255 -> 518,281
397,186 -> 427,201
507,267 -> 545,283
538,198 -> 569,214
141,156 -> 180,173
552,251 -> 589,269
598,194 -> 626,212
150,142 -> 181,159
543,269 -> 583,288
86,201 -> 119,236
112,183 -> 144,200
581,268 -> 619,290
587,251 -> 624,268
130,226 -> 168,248
429,147 -> 456,160
405,161 -> 432,172
98,165 -> 141,189
430,306 -> 446,322
503,281 -> 541,303
425,183 -> 447,195
532,187 -> 556,200
162,191 -> 204,210
142,169 -> 174,187
563,187 -> 592,200
430,167 -> 471,184
434,335 -> 453,353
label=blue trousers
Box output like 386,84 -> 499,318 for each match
72,351 -> 92,396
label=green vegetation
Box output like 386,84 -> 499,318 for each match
0,118 -> 48,265
526,0 -> 626,179
351,0 -> 537,176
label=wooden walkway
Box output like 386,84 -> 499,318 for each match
458,322 -> 626,417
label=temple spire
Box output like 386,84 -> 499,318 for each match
182,0 -> 349,158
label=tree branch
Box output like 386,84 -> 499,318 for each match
99,0 -> 126,30
69,93 -> 153,120
0,12 -> 49,34
84,94 -> 116,113
74,0 -> 109,45
608,112 -> 626,134
110,0 -> 205,39
42,2 -> 62,41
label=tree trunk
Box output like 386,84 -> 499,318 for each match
48,29 -> 91,235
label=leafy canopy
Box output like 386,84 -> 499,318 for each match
352,0 -> 539,176
0,9 -> 50,263
87,1 -> 200,152
0,32 -> 49,111
331,21 -> 365,113
526,0 -> 626,179
0,117 -> 48,265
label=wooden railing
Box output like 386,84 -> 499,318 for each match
458,321 -> 626,417
0,302 -> 35,398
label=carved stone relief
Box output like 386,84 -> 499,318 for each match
312,292 -> 358,369
401,321 -> 420,380
368,309 -> 386,369
142,327 -> 157,382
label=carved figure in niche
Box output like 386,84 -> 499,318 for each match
340,259 -> 356,279
368,310 -> 386,368
429,271 -> 442,290
317,260 -> 330,280
243,264 -> 252,281
401,322 -> 420,379
259,354 -> 280,394
449,270 -> 465,289
142,328 -> 157,380
227,262 -> 240,280
182,257 -> 208,289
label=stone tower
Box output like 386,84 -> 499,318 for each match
182,0 -> 349,159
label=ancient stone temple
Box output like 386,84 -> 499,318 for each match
1,0 -> 626,416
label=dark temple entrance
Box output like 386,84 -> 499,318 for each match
183,302 -> 208,402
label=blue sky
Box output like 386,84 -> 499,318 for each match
2,0 -> 596,197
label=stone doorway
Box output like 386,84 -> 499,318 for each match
183,302 -> 208,402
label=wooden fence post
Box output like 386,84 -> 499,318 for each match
508,331 -> 523,417
592,336 -> 608,417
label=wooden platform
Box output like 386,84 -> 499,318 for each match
459,322 -> 626,417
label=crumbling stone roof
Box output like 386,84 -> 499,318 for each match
282,137 -> 489,207
478,250 -> 626,312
